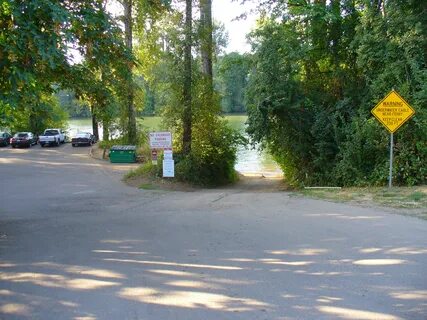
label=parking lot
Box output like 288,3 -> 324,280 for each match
1,143 -> 427,320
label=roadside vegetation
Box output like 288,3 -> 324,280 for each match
245,1 -> 426,188
299,186 -> 427,219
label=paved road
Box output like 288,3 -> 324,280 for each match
0,144 -> 426,320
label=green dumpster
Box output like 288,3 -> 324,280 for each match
109,145 -> 136,163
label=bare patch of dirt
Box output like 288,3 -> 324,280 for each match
125,174 -> 197,192
125,171 -> 288,193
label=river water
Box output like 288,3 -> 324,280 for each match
68,115 -> 281,176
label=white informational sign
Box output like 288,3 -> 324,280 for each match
149,132 -> 172,149
163,149 -> 173,160
163,159 -> 175,178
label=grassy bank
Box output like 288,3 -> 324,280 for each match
300,186 -> 427,219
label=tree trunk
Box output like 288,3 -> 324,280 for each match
182,0 -> 192,155
200,0 -> 213,79
123,0 -> 137,144
102,119 -> 109,141
199,0 -> 213,107
91,106 -> 99,141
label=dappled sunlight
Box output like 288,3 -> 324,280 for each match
336,215 -> 383,220
329,259 -> 353,265
265,248 -> 329,256
100,239 -> 145,244
223,256 -> 316,266
166,280 -> 220,290
0,158 -> 16,164
208,277 -> 256,286
92,249 -> 148,255
304,271 -> 351,276
305,213 -> 342,217
0,290 -> 14,296
67,267 -> 125,280
281,294 -> 300,299
358,247 -> 427,255
118,287 -> 270,312
146,269 -> 255,286
224,258 -> 255,262
305,213 -> 383,220
259,259 -> 314,266
0,303 -> 31,316
33,262 -> 126,279
316,296 -> 343,303
317,305 -> 402,320
59,301 -> 80,308
147,269 -> 199,277
385,247 -> 427,255
103,258 -> 244,270
0,262 -> 17,267
359,248 -> 382,254
390,290 -> 427,300
0,272 -> 120,290
353,259 -> 407,266
292,305 -> 311,310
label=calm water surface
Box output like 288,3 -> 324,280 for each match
68,116 -> 281,175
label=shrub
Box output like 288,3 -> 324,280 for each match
174,121 -> 243,186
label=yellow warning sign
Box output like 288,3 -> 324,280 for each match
371,90 -> 415,133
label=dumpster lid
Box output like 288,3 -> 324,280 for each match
110,145 -> 136,151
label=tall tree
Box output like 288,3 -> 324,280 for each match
123,0 -> 137,144
182,0 -> 192,154
199,0 -> 213,82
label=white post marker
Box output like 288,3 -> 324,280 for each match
389,133 -> 393,188
371,90 -> 415,188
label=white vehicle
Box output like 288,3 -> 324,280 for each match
39,128 -> 65,147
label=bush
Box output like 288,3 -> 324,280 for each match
124,162 -> 158,180
174,121 -> 242,186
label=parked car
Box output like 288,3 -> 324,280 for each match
10,132 -> 37,148
39,128 -> 65,147
0,132 -> 12,147
71,132 -> 96,147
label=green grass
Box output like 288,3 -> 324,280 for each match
139,183 -> 158,190
408,191 -> 425,202
300,186 -> 427,212
124,163 -> 158,180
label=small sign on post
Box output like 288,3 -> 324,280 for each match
371,90 -> 415,188
151,149 -> 158,165
163,159 -> 175,177
163,149 -> 173,160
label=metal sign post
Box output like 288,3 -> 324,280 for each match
389,133 -> 393,188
